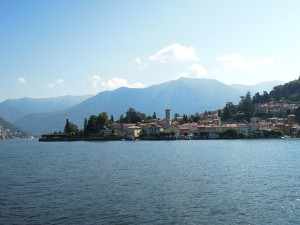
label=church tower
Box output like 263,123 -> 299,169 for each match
165,109 -> 171,127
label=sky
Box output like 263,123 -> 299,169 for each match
1,0 -> 300,101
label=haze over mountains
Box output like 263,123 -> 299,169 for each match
0,78 -> 283,135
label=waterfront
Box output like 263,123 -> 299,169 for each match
1,139 -> 300,224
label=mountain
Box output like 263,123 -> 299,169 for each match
0,117 -> 31,139
15,78 -> 243,135
0,103 -> 26,124
230,80 -> 284,94
0,95 -> 91,123
3,95 -> 92,115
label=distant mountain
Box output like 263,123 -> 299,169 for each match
0,103 -> 26,124
0,95 -> 91,123
3,95 -> 92,115
230,80 -> 284,94
0,117 -> 31,139
15,78 -> 243,135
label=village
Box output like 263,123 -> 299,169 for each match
39,98 -> 300,141
107,107 -> 299,140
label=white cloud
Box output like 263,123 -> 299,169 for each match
48,78 -> 65,88
179,64 -> 207,78
17,77 -> 26,85
86,76 -> 144,91
148,43 -> 198,63
216,54 -> 274,71
102,77 -> 144,90
134,57 -> 146,69
55,78 -> 65,85
87,75 -> 102,89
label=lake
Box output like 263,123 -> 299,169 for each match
1,139 -> 300,224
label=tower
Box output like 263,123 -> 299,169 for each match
165,109 -> 171,127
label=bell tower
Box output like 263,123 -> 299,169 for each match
165,109 -> 171,127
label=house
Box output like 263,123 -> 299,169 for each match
146,124 -> 163,137
258,122 -> 273,131
126,126 -> 141,139
164,125 -> 180,138
111,123 -> 124,135
239,124 -> 251,136
179,123 -> 198,134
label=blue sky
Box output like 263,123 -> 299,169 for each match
1,0 -> 300,101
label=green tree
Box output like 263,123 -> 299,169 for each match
221,128 -> 239,139
152,112 -> 157,119
295,107 -> 300,123
83,118 -> 88,131
286,108 -> 292,117
119,114 -> 125,123
123,108 -> 146,123
174,113 -> 181,120
238,92 -> 254,118
64,119 -> 79,134
222,102 -> 237,120
85,115 -> 98,134
110,115 -> 114,123
97,112 -> 109,130
64,119 -> 70,134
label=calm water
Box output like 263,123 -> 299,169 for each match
1,139 -> 300,224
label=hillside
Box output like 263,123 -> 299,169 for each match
269,77 -> 300,101
13,77 -> 286,136
0,117 -> 31,139
3,95 -> 92,115
0,103 -> 26,124
0,95 -> 91,123
15,78 -> 243,135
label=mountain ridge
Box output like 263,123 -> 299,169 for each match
14,78 -> 247,135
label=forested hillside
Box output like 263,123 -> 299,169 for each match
269,77 -> 300,102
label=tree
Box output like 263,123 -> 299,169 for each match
295,107 -> 300,123
174,113 -> 181,120
123,108 -> 146,123
64,119 -> 79,134
119,114 -> 125,123
170,131 -> 176,137
222,102 -> 237,120
286,108 -> 292,117
97,112 -> 109,129
238,92 -> 254,118
152,112 -> 157,119
110,115 -> 114,123
221,128 -> 239,139
84,118 -> 88,131
64,119 -> 70,134
85,115 -> 98,134
262,91 -> 270,103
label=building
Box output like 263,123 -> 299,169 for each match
165,109 -> 171,127
146,124 -> 163,137
126,126 -> 141,139
164,125 -> 180,138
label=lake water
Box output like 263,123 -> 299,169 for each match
1,139 -> 300,224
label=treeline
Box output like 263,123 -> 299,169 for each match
222,91 -> 255,122
222,91 -> 300,123
253,76 -> 300,103
61,108 -> 158,135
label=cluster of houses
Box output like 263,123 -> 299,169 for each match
255,100 -> 299,116
0,126 -> 29,139
100,109 -> 300,140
